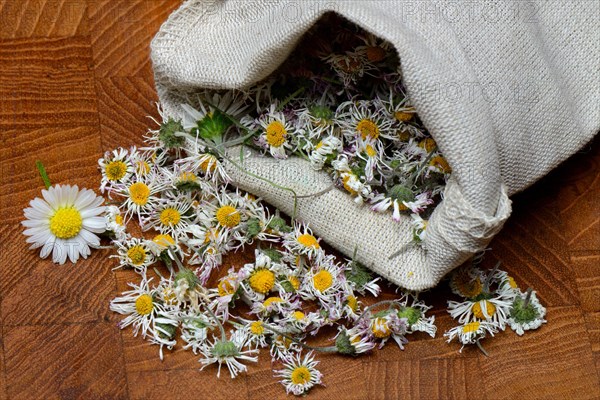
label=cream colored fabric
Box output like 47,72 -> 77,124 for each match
150,0 -> 599,290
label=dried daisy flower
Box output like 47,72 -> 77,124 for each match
507,288 -> 547,336
199,330 -> 258,379
275,351 -> 324,396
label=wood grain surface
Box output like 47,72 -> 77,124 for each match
0,1 -> 598,399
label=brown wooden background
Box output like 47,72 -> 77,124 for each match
0,1 -> 598,399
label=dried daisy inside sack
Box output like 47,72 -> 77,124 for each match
152,8 -> 517,290
152,1 -> 600,289
155,19 -> 434,287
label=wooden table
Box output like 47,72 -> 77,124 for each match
0,1 -> 598,399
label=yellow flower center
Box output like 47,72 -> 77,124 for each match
249,321 -> 264,335
371,317 -> 391,338
127,245 -> 146,266
135,294 -> 153,315
297,234 -> 319,249
290,366 -> 312,385
216,205 -> 241,228
292,311 -> 305,321
162,288 -> 177,305
394,109 -> 415,122
288,276 -> 300,291
105,160 -> 128,181
430,156 -> 451,173
49,207 -> 83,239
342,174 -> 358,196
199,154 -> 217,172
461,278 -> 482,298
129,182 -> 150,206
462,321 -> 481,334
472,301 -> 496,319
136,160 -> 150,175
315,141 -> 324,150
115,214 -> 124,226
418,138 -> 436,153
312,270 -> 333,293
356,118 -> 379,140
217,278 -> 235,297
265,120 -> 287,147
263,296 -> 283,308
179,171 -> 197,182
365,144 -> 377,158
159,208 -> 181,227
249,269 -> 275,294
346,295 -> 358,312
365,46 -> 386,62
397,129 -> 411,141
507,276 -> 517,289
153,234 -> 175,249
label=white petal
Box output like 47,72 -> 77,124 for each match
40,236 -> 57,258
82,217 -> 106,232
23,226 -> 49,237
42,187 -> 58,209
29,197 -> 53,214
74,189 -> 95,209
67,185 -> 79,206
79,229 -> 100,247
22,219 -> 48,229
53,239 -> 68,264
80,207 -> 106,219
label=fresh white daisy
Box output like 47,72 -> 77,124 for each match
22,184 -> 106,264
275,351 -> 324,396
199,329 -> 258,378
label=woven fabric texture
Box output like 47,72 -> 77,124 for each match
150,0 -> 599,290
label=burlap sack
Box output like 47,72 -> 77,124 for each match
150,0 -> 599,290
